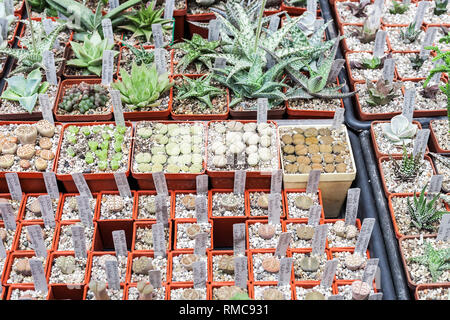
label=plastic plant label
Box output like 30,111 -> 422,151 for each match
27,225 -> 47,258
152,171 -> 168,196
257,98 -> 268,124
194,232 -> 208,256
331,108 -> 345,130
193,261 -> 207,289
382,58 -> 395,83
275,232 -> 291,258
164,0 -> 175,20
101,49 -> 115,85
320,259 -> 338,289
38,195 -> 56,229
427,175 -> 443,196
355,218 -> 376,255
413,1 -> 428,31
149,270 -> 162,288
155,195 -> 169,227
214,57 -> 227,70
42,19 -> 60,49
152,223 -> 167,258
374,0 -> 384,12
412,129 -> 430,159
0,237 -> 6,259
105,260 -> 120,290
154,48 -> 167,75
362,258 -> 379,284
0,18 -> 7,39
307,0 -> 317,14
6,172 -> 22,201
369,293 -> 383,300
268,193 -> 281,225
112,230 -> 128,257
43,172 -> 59,199
38,94 -> 55,124
29,258 -> 48,294
312,224 -> 329,255
401,88 -> 415,123
71,225 -> 87,259
72,173 -> 93,199
277,257 -> 293,287
195,195 -> 208,224
109,0 -> 119,10
306,170 -> 321,194
43,50 -> 58,86
307,205 -> 322,227
270,169 -> 282,195
76,196 -> 93,227
419,27 -> 437,59
268,15 -> 280,34
234,256 -> 248,289
236,151 -> 246,165
114,172 -> 132,199
233,170 -> 246,195
436,214 -> 450,242
208,19 -> 221,42
314,18 -> 324,32
4,0 -> 13,15
102,19 -> 114,46
328,295 -> 344,300
327,59 -> 345,84
110,89 -> 125,127
196,175 -> 208,195
373,30 -> 387,58
233,223 -> 246,256
0,203 -> 16,230
345,188 -> 360,227
430,59 -> 444,83
152,23 -> 164,48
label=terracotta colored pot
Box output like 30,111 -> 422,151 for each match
172,190 -> 205,221
208,250 -> 250,285
46,251 -> 89,288
54,220 -> 98,253
246,219 -> 287,251
280,1 -> 308,15
11,220 -> 58,254
290,248 -> 331,283
283,189 -> 324,221
86,251 -> 130,286
18,193 -> 62,223
415,283 -> 450,300
429,120 -> 450,154
133,190 -> 174,221
3,251 -> 50,286
131,220 -> 172,252
338,23 -> 390,54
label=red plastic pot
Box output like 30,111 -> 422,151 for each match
54,220 -> 98,252
415,283 -> 450,300
3,251 -> 50,286
208,250 -> 249,285
429,120 -> 450,154
172,190 -> 203,221
249,249 -> 292,284
18,193 -> 62,223
280,1 -> 308,15
6,284 -> 51,300
47,251 -> 89,288
290,248 -> 331,283
86,251 -> 130,286
11,220 -> 58,254
246,219 -> 287,250
133,190 -> 174,221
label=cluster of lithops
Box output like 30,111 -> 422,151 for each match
0,121 -> 60,172
171,253 -> 207,282
57,124 -> 132,174
326,220 -> 359,248
280,126 -> 354,174
99,193 -> 133,220
176,221 -> 211,250
207,121 -> 278,171
133,122 -> 205,174
58,83 -> 111,115
211,192 -> 245,217
334,251 -> 368,280
49,255 -> 86,284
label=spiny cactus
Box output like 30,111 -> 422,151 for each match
366,79 -> 401,106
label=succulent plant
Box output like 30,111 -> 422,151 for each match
351,280 -> 371,300
112,62 -> 173,109
389,1 -> 409,14
0,68 -> 49,113
434,0 -> 448,16
421,84 -> 440,99
58,82 -> 109,113
89,280 -> 110,300
350,16 -> 377,44
132,256 -> 154,275
409,54 -> 427,70
366,79 -> 401,106
55,256 -> 76,274
305,291 -> 325,300
400,23 -> 422,44
381,114 -> 417,145
344,1 -> 370,18
175,74 -> 224,110
137,281 -> 154,300
407,184 -> 448,231
67,31 -> 118,76
389,145 -> 424,182
408,241 -> 450,282
122,43 -> 154,66
299,256 -> 320,272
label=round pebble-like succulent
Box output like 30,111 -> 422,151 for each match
258,148 -> 271,161
281,134 -> 293,145
333,220 -> 358,239
19,159 -> 31,169
220,194 -> 239,211
17,144 -> 36,160
246,145 -> 258,155
257,194 -> 269,209
344,253 -> 366,271
262,256 -> 280,273
259,135 -> 271,147
247,153 -> 259,166
14,125 -> 37,145
39,137 -> 52,150
229,142 -> 245,154
166,143 -> 180,156
39,150 -> 55,161
181,195 -> 196,210
305,291 -> 325,300
227,121 -> 243,132
294,195 -> 313,210
29,198 -> 42,215
304,128 -> 318,137
16,258 -> 32,276
36,120 -> 55,138
180,254 -> 200,271
55,256 -> 76,274
2,142 -> 17,154
246,133 -> 260,145
186,224 -> 202,240
215,286 -> 244,300
299,256 -> 320,272
243,122 -> 257,132
257,224 -> 276,240
138,163 -> 152,172
296,225 -> 315,240
217,255 -> 234,275
105,196 -> 125,213
132,256 -> 154,275
34,158 -> 48,171
211,141 -> 226,155
181,288 -> 201,300
262,288 -> 284,300
136,152 -> 152,164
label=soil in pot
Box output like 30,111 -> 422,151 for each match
134,224 -> 171,251
48,254 -> 87,284
386,26 -> 426,52
98,193 -> 133,220
423,2 -> 450,25
0,224 -> 17,251
170,286 -> 207,300
334,0 -> 376,24
172,48 -> 212,75
22,195 -> 59,221
120,21 -> 174,47
85,284 -> 124,300
347,52 -> 388,83
89,254 -> 127,284
284,221 -> 316,249
403,80 -> 448,113
248,191 -> 283,218
248,221 -> 283,250
372,120 -> 422,157
324,220 -> 360,249
8,287 -> 48,300
381,0 -> 417,25
212,285 -> 249,300
174,192 -> 200,220
0,196 -> 22,221
136,193 -> 172,220
187,0 -> 280,14
7,255 -> 47,284
16,223 -> 55,251
285,191 -> 321,219
292,251 -> 328,282
416,285 -> 450,300
252,284 -> 291,300
336,281 -> 375,300
171,252 -> 208,283
430,154 -> 450,192
431,120 -> 449,151
295,284 -> 333,300
251,251 -> 283,283
354,81 -> 404,116
393,52 -> 435,80
130,254 -> 168,283
229,94 -> 285,115
59,195 -> 97,222
56,222 -> 94,251
341,24 -> 385,52
127,284 -> 166,300
211,192 -> 245,218
211,252 -> 242,283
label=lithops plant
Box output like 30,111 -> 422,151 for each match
381,114 -> 417,146
132,256 -> 154,275
217,255 -> 235,275
305,291 -> 325,300
344,253 -> 366,271
257,224 -> 276,240
299,256 -> 320,272
186,224 -> 202,239
180,254 -> 200,271
262,256 -> 280,273
16,258 -> 32,276
106,195 -> 125,213
295,195 -> 313,210
89,280 -> 110,300
181,288 -> 201,300
351,280 -> 371,300
296,225 -> 315,240
14,125 -> 37,145
137,281 -> 155,300
181,195 -> 196,210
214,286 -> 245,300
332,220 -> 358,240
55,256 -> 76,274
257,194 -> 269,209
220,194 -> 240,211
262,288 -> 284,300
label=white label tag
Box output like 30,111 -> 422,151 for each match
38,94 -> 55,124
164,0 -> 175,20
155,195 -> 169,227
345,188 -> 360,227
72,173 -> 93,199
382,58 -> 395,83
233,223 -> 246,256
152,172 -> 168,196
431,59 -> 444,83
29,258 -> 48,293
43,50 -> 58,86
257,98 -> 268,124
43,172 -> 59,199
196,175 -> 208,195
208,19 -> 221,42
374,0 -> 384,12
428,175 -> 444,196
195,195 -> 208,224
270,169 -> 282,195
27,225 -> 47,258
307,205 -> 322,227
0,237 -> 6,259
436,214 -> 450,241
194,232 -> 208,256
362,258 -> 379,284
413,1 -> 429,30
420,27 -> 437,58
42,19 -> 60,49
71,225 -> 87,259
110,89 -> 125,127
355,218 -> 376,255
320,259 -> 338,289
277,257 -> 293,287
114,172 -> 132,199
0,203 -> 16,230
328,295 -> 344,300
233,170 -> 246,195
312,224 -> 329,255
105,259 -> 120,290
101,49 -> 115,85
402,88 -> 415,123
112,230 -> 128,257
307,0 -> 317,13
152,23 -> 164,48
412,129 -> 430,159
0,18 -> 7,39
306,170 -> 321,194
38,195 -> 56,229
332,108 -> 345,130
268,15 -> 280,34
154,48 -> 167,75
275,232 -> 291,258
102,19 -> 114,46
109,0 -> 119,10
192,260 -> 207,289
5,173 -> 22,201
327,59 -> 345,84
369,293 -> 383,300
149,270 -> 162,288
75,196 -> 94,227
373,30 -> 387,58
4,0 -> 13,15
214,57 -> 227,70
314,18 -> 324,32
268,193 -> 281,225
234,256 -> 248,289
152,223 -> 167,258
